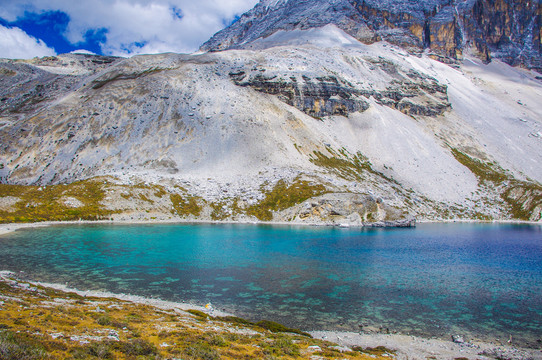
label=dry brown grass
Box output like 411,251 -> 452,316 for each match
0,277 -> 392,359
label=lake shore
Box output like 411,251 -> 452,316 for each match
1,270 -> 541,360
1,217 -> 541,237
311,331 -> 542,360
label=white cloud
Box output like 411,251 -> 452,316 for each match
1,0 -> 259,57
70,49 -> 96,55
0,24 -> 56,59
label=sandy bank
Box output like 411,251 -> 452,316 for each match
311,331 -> 542,360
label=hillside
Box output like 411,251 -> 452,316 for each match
0,2 -> 541,224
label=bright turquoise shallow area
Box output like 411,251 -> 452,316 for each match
0,223 -> 541,345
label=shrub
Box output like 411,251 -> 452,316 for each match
255,320 -> 312,338
115,339 -> 158,356
183,342 -> 220,360
246,179 -> 327,221
260,337 -> 300,357
0,331 -> 47,360
187,309 -> 208,319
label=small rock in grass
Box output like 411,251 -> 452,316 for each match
451,334 -> 465,343
307,345 -> 322,352
331,345 -> 352,352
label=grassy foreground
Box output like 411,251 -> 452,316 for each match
0,276 -> 394,359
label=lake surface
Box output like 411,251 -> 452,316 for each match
0,222 -> 541,346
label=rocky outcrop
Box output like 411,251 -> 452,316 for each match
230,71 -> 369,117
202,0 -> 542,72
276,192 -> 413,226
229,62 -> 449,118
364,71 -> 450,116
461,0 -> 542,70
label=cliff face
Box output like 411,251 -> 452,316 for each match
229,59 -> 449,118
201,0 -> 542,72
463,0 -> 542,69
230,71 -> 371,118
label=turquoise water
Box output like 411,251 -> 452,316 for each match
0,223 -> 541,346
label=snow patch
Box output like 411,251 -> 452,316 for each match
247,24 -> 363,50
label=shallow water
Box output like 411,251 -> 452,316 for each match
0,222 -> 541,346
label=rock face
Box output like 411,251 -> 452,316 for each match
201,0 -> 542,72
230,71 -> 370,118
230,71 -> 369,118
229,57 -> 449,118
463,0 -> 542,69
276,192 -> 417,226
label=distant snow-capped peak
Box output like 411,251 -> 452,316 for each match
260,0 -> 288,9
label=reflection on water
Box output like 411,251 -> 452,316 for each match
0,222 -> 541,346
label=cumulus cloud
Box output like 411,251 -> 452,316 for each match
0,24 -> 56,59
1,0 -> 259,57
70,49 -> 97,55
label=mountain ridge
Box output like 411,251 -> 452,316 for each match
201,0 -> 542,72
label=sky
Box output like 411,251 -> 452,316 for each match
0,0 -> 259,59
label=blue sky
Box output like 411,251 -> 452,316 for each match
0,0 -> 257,59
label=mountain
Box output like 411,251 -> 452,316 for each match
0,1 -> 541,224
202,0 -> 542,72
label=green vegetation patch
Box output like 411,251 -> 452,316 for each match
170,192 -> 203,217
0,68 -> 17,77
246,179 -> 328,221
450,149 -> 508,184
0,179 -> 115,223
187,309 -> 209,319
183,341 -> 221,360
259,336 -> 301,357
210,201 -> 229,220
502,182 -> 542,220
215,316 -> 254,326
72,338 -> 158,359
256,320 -> 312,338
451,148 -> 542,221
0,330 -> 47,360
310,149 -> 396,184
352,345 -> 396,357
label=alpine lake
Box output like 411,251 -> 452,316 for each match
0,222 -> 541,347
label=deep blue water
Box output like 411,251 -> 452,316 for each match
0,222 -> 541,345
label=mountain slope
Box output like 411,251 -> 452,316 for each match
0,11 -> 541,223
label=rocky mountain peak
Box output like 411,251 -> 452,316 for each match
201,0 -> 542,72
260,0 -> 289,9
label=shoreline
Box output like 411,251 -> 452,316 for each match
311,331 -> 542,360
0,270 -> 232,317
1,217 -> 540,236
1,270 -> 540,360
